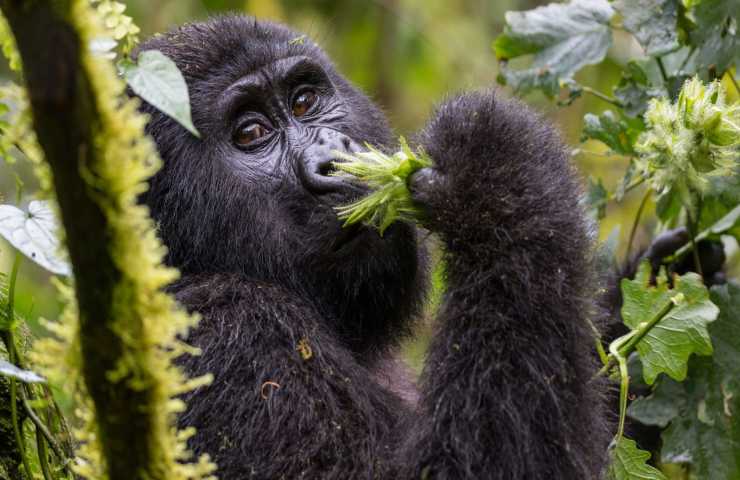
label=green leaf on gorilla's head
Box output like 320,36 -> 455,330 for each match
608,436 -> 667,480
615,0 -> 681,56
493,0 -> 614,96
621,263 -> 718,384
122,50 -> 200,138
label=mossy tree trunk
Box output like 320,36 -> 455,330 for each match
0,1 -> 162,478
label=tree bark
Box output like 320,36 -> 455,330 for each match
0,2 -> 160,478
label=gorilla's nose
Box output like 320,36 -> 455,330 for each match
298,129 -> 362,194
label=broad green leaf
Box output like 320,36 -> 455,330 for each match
493,0 -> 614,96
682,0 -> 739,74
0,359 -> 45,383
613,62 -> 666,118
608,437 -> 667,480
582,111 -> 635,155
615,0 -> 680,56
123,50 -> 200,138
621,263 -> 718,384
656,284 -> 740,477
628,376 -> 686,428
0,201 -> 70,276
654,189 -> 682,224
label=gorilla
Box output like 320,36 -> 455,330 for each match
134,15 -> 610,479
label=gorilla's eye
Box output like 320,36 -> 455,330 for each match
292,90 -> 318,117
234,122 -> 270,147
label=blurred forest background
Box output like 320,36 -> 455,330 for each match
0,0 -> 736,372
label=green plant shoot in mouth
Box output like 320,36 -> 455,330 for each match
332,137 -> 432,235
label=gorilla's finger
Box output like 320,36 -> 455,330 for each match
644,227 -> 689,263
408,167 -> 444,209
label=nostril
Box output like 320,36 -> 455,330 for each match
317,160 -> 337,177
341,137 -> 351,151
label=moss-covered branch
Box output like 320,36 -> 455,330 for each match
0,1 -> 214,479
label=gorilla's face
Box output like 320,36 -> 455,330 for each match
216,54 -> 387,259
138,18 -> 422,317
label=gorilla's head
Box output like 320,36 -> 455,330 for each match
136,16 -> 426,356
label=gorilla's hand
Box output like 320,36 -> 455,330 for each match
641,227 -> 726,285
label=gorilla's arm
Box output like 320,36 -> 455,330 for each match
400,91 -> 610,479
171,274 -> 406,479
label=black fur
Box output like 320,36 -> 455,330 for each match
134,15 -> 610,479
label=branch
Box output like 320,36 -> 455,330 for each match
0,2 -> 190,479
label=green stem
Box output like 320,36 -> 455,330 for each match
5,252 -> 34,480
625,189 -> 651,263
656,57 -> 669,84
581,85 -> 623,107
609,336 -> 630,439
595,297 -> 676,378
587,318 -> 609,365
608,176 -> 644,201
684,207 -> 703,278
37,429 -> 54,480
20,388 -> 69,466
678,46 -> 696,73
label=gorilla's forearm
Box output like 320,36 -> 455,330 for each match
170,274 -> 406,479
400,91 -> 610,479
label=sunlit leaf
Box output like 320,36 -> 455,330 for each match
582,110 -> 636,155
122,50 -> 200,138
493,0 -> 614,96
0,201 -> 70,276
643,284 -> 740,477
615,0 -> 680,56
0,359 -> 45,383
621,262 -> 718,384
608,436 -> 667,480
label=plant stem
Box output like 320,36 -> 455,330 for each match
678,46 -> 696,73
37,430 -> 54,480
684,207 -> 704,278
656,57 -> 669,84
4,252 -> 34,480
608,176 -> 644,201
625,189 -> 651,263
587,318 -> 609,365
595,297 -> 676,378
20,389 -> 68,465
609,336 -> 630,439
581,85 -> 623,107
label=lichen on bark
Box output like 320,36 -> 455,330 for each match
0,1 -> 216,479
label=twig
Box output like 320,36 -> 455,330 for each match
625,189 -> 651,263
684,207 -> 704,277
656,57 -> 669,84
595,297 -> 676,379
581,85 -> 624,107
19,390 -> 69,465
